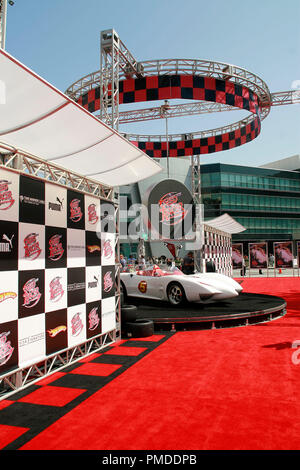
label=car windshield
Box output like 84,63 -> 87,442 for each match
135,265 -> 184,277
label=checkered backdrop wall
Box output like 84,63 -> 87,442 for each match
0,167 -> 116,378
203,224 -> 232,276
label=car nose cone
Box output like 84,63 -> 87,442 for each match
214,286 -> 239,300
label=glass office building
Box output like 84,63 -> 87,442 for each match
201,158 -> 300,249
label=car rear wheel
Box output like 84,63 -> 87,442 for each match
167,282 -> 186,306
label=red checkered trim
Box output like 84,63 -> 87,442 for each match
134,116 -> 261,157
77,75 -> 262,157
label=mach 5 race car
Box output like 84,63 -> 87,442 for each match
120,265 -> 242,306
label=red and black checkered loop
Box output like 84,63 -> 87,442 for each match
77,75 -> 262,157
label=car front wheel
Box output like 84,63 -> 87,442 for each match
167,282 -> 186,306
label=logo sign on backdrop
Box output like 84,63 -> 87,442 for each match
249,242 -> 268,269
86,301 -> 102,339
274,242 -> 293,269
102,266 -> 115,299
45,184 -> 67,228
45,308 -> 68,356
18,270 -> 45,318
0,321 -> 18,375
45,268 -> 67,312
68,305 -> 86,348
0,180 -> 15,211
67,190 -> 85,230
0,220 -> 18,271
18,223 -> 45,271
232,243 -> 243,269
19,175 -> 45,225
45,226 -> 67,269
146,179 -> 196,241
0,169 -> 19,222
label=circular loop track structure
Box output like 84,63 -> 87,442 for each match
66,48 -> 296,158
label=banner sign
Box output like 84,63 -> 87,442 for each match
274,241 -> 293,269
232,243 -> 243,269
249,242 -> 268,269
0,168 -> 116,378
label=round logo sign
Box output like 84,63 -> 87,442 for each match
147,179 -> 195,240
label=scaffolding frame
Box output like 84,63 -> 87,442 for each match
0,331 -> 116,400
99,29 -> 144,131
191,154 -> 203,272
0,144 -> 121,399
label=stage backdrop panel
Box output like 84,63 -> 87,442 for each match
0,168 -> 116,378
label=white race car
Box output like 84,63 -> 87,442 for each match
120,265 -> 242,306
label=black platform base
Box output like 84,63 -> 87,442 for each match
127,293 -> 287,331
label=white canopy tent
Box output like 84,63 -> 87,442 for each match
206,213 -> 246,234
0,49 -> 162,187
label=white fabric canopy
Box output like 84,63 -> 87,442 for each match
0,49 -> 162,187
206,213 -> 246,234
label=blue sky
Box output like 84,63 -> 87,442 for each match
4,0 -> 300,168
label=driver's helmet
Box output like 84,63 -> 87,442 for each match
152,264 -> 163,276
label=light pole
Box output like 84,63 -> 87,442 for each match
160,99 -> 170,178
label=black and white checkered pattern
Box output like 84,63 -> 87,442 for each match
204,226 -> 232,276
0,168 -> 116,377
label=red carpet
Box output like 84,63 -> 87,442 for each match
16,277 -> 300,450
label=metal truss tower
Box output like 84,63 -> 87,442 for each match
100,29 -> 120,131
100,29 -> 144,130
191,154 -> 203,272
99,28 -> 145,338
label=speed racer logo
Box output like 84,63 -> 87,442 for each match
70,199 -> 83,223
0,331 -> 14,366
138,281 -> 147,294
24,233 -> 42,260
22,278 -> 41,308
49,234 -> 64,261
159,192 -> 187,226
88,307 -> 100,331
103,271 -> 113,293
71,312 -> 83,337
49,276 -> 64,302
88,203 -> 99,225
103,239 -> 113,259
0,180 -> 15,211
